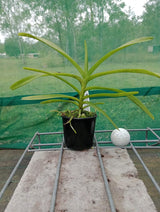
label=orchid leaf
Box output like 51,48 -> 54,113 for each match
18,32 -> 84,77
23,67 -> 81,94
84,41 -> 88,73
89,69 -> 160,81
41,99 -> 79,107
10,74 -> 45,90
85,86 -> 127,92
127,95 -> 154,120
22,94 -> 79,103
89,37 -> 153,74
24,67 -> 82,83
86,101 -> 118,129
85,91 -> 139,99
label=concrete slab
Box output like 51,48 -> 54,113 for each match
101,148 -> 157,212
55,150 -> 109,212
5,148 -> 157,212
5,151 -> 60,212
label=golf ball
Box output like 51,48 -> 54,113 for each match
111,128 -> 130,147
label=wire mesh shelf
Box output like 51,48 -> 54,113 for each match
0,127 -> 160,212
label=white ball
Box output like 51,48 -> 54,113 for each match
111,128 -> 130,147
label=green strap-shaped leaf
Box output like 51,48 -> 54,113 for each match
89,69 -> 160,81
85,91 -> 139,99
89,37 -> 153,74
84,41 -> 88,73
85,86 -> 135,93
84,85 -> 154,120
18,32 -> 85,77
89,86 -> 154,120
10,74 -> 45,90
23,67 -> 81,94
24,67 -> 82,83
127,95 -> 154,120
40,99 -> 79,107
85,101 -> 118,129
22,94 -> 80,102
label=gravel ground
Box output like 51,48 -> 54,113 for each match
128,149 -> 160,210
0,150 -> 33,212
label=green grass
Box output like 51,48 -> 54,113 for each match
0,54 -> 160,148
1,55 -> 160,95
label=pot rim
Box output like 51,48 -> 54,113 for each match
61,114 -> 97,120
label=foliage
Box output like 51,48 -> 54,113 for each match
10,33 -> 160,128
4,37 -> 20,57
142,0 -> 160,44
0,42 -> 4,53
0,0 -> 159,61
0,0 -> 141,59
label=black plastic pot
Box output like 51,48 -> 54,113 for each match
62,115 -> 96,150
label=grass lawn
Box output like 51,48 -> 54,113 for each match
0,55 -> 160,148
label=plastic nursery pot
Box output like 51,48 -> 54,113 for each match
62,115 -> 96,150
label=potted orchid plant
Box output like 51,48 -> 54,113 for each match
11,33 -> 160,150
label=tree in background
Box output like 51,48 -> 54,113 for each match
142,0 -> 160,44
0,0 -> 46,40
0,42 -> 4,53
0,0 -> 159,62
4,37 -> 20,57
